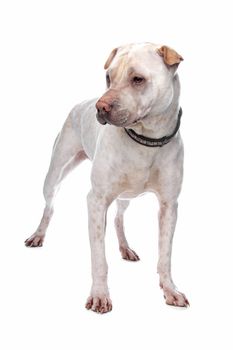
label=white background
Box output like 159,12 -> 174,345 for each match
0,0 -> 233,349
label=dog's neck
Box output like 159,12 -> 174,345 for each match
128,75 -> 181,140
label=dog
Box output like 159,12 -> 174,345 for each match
25,42 -> 189,313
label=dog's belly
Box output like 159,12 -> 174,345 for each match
117,191 -> 148,200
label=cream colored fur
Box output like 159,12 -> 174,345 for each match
25,43 -> 189,313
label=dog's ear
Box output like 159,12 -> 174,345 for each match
104,48 -> 118,69
158,45 -> 183,66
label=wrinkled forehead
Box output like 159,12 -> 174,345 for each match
108,43 -> 165,81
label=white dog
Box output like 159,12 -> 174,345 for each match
25,42 -> 189,313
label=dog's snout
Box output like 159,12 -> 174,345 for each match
96,99 -> 113,125
96,100 -> 112,114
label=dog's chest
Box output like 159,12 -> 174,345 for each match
91,125 -> 182,200
114,158 -> 160,199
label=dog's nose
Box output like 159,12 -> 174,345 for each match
96,100 -> 112,114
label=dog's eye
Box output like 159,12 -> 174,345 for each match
132,76 -> 145,85
106,73 -> 110,87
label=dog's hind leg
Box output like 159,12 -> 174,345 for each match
25,114 -> 87,247
114,199 -> 140,261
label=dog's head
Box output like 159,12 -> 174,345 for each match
96,43 -> 183,127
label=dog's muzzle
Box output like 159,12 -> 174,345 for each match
96,100 -> 112,125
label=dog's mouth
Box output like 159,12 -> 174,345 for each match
96,113 -> 107,125
96,109 -> 149,127
132,117 -> 142,125
96,111 -> 130,127
129,114 -> 149,126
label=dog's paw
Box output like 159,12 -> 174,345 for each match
25,233 -> 44,247
120,247 -> 140,261
85,295 -> 112,314
162,287 -> 189,307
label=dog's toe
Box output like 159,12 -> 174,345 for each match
163,288 -> 189,307
85,296 -> 112,313
25,234 -> 44,248
120,247 -> 140,261
85,297 -> 93,310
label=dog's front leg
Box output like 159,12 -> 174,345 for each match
85,190 -> 112,313
157,201 -> 189,307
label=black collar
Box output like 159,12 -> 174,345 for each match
124,107 -> 182,147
